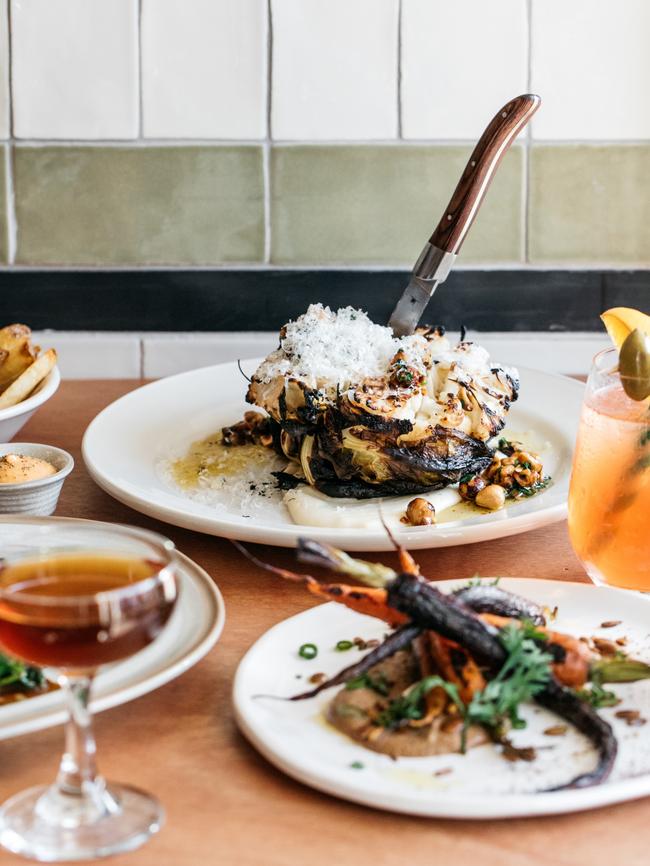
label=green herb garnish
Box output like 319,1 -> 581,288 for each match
0,653 -> 44,692
345,672 -> 391,696
497,437 -> 516,455
335,640 -> 354,652
374,621 -> 553,753
298,643 -> 318,660
350,761 -> 365,770
463,622 -> 553,740
462,576 -> 501,589
508,476 -> 552,498
575,682 -> 620,709
376,677 -> 464,729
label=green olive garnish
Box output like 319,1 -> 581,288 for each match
619,328 -> 650,402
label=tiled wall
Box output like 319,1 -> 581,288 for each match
1,0 -> 650,268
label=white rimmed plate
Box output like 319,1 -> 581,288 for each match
82,360 -> 583,551
0,551 -> 224,740
233,578 -> 650,819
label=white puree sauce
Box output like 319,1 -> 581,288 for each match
283,485 -> 461,530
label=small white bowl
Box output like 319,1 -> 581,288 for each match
0,366 -> 61,443
0,443 -> 74,515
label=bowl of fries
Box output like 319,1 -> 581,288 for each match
0,324 -> 59,443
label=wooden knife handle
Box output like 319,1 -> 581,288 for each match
429,93 -> 540,254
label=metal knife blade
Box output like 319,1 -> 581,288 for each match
388,242 -> 456,337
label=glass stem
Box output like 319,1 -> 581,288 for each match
56,675 -> 99,796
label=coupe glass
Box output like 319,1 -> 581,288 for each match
568,347 -> 650,589
0,517 -> 179,862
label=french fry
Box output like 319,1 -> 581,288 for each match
0,349 -> 57,410
0,324 -> 39,391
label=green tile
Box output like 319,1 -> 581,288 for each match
271,145 -> 523,265
14,146 -> 264,265
0,145 -> 7,263
530,146 -> 650,263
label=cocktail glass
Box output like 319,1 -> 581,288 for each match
568,347 -> 650,589
0,517 -> 179,862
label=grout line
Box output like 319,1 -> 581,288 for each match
263,0 -> 272,264
138,337 -> 145,377
6,0 -> 13,138
396,0 -> 403,139
8,137 -> 650,148
13,138 -> 266,148
4,0 -> 14,262
4,145 -> 16,263
137,0 -> 144,139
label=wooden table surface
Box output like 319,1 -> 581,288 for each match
2,379 -> 648,866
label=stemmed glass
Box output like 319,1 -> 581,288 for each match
0,517 -> 179,862
568,347 -> 650,589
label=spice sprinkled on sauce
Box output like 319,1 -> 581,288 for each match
0,453 -> 56,484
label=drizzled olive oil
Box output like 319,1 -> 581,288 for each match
170,433 -> 271,489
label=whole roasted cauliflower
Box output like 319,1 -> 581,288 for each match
233,305 -> 519,498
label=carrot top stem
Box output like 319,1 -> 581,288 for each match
297,538 -> 396,587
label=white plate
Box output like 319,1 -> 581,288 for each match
233,578 -> 650,819
82,360 -> 583,551
0,551 -> 224,740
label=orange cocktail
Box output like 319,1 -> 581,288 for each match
569,347 -> 650,590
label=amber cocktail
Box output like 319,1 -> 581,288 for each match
0,518 -> 178,863
569,347 -> 650,590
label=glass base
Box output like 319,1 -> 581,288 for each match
0,783 -> 163,862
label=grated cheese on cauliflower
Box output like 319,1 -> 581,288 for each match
257,304 -> 430,395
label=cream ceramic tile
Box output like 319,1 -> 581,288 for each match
142,0 -> 266,139
11,0 -> 138,139
271,145 -> 523,264
531,0 -> 650,140
142,333 -> 277,378
32,333 -> 141,379
14,145 -> 265,265
401,0 -> 528,140
529,145 -> 650,263
271,0 -> 398,140
0,1 -> 9,138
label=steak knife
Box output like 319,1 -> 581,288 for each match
388,93 -> 541,336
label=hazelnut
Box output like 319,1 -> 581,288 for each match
475,484 -> 506,511
405,497 -> 436,526
459,475 -> 486,501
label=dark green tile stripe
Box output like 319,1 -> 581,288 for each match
13,146 -> 265,266
529,145 -> 650,263
271,145 -> 524,265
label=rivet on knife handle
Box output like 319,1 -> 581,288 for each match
389,94 -> 541,337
